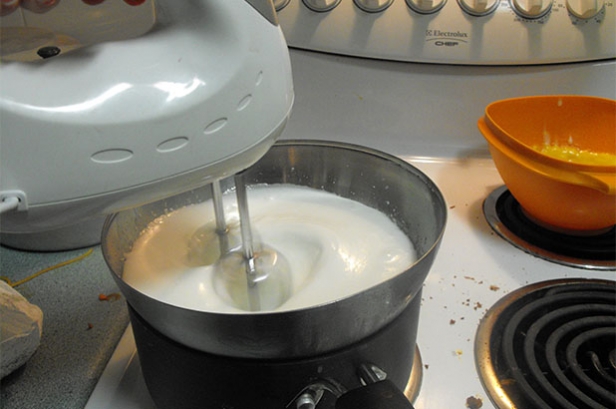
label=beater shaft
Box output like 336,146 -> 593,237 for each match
234,174 -> 261,311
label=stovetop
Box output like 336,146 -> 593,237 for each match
84,156 -> 615,409
2,2 -> 615,406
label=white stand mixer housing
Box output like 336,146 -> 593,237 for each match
0,0 -> 294,250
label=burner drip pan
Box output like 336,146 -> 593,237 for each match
484,186 -> 615,270
476,279 -> 616,409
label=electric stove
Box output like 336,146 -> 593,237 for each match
85,1 -> 615,408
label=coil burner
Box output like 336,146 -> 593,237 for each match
483,186 -> 616,271
475,279 -> 616,409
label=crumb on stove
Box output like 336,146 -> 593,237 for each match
99,292 -> 122,302
450,319 -> 456,325
455,349 -> 463,356
489,285 -> 500,291
424,364 -> 429,370
466,395 -> 483,409
474,302 -> 483,310
87,323 -> 94,330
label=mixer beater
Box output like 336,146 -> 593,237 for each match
211,177 -> 291,311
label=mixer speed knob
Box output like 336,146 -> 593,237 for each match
511,0 -> 553,18
566,0 -> 605,19
354,0 -> 395,12
458,0 -> 500,15
405,0 -> 448,14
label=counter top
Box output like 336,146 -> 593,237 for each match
0,245 -> 128,409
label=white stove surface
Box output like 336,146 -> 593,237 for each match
84,156 -> 615,409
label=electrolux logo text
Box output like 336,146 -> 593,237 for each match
425,29 -> 469,38
425,29 -> 469,47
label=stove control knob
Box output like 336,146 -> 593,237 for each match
302,0 -> 342,12
405,0 -> 448,14
566,0 -> 605,18
354,0 -> 395,12
458,0 -> 500,15
511,0 -> 552,18
273,0 -> 291,10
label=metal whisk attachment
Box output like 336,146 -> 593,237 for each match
211,175 -> 291,312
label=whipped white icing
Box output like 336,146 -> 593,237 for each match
122,184 -> 416,313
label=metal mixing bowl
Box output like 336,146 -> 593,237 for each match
102,140 -> 447,359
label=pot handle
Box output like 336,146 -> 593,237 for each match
335,365 -> 415,409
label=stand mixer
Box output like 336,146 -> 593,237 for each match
0,0 -> 294,251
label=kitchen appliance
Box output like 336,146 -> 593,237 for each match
11,0 -> 611,408
0,0 -> 293,250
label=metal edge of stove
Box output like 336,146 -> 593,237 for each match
483,186 -> 616,272
474,285 -> 521,409
404,345 -> 423,404
83,324 -> 150,409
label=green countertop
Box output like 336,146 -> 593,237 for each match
0,245 -> 129,409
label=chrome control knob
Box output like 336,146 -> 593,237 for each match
302,0 -> 342,12
566,0 -> 605,19
273,0 -> 291,10
458,0 -> 500,15
405,0 -> 448,14
354,0 -> 395,12
511,0 -> 552,18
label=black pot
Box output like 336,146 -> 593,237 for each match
130,290 -> 422,409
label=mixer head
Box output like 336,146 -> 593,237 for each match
0,0 -> 294,250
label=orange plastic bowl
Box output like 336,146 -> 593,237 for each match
478,95 -> 616,233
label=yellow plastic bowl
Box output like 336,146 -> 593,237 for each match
478,95 -> 616,233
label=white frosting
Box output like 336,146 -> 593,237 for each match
122,184 -> 416,313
